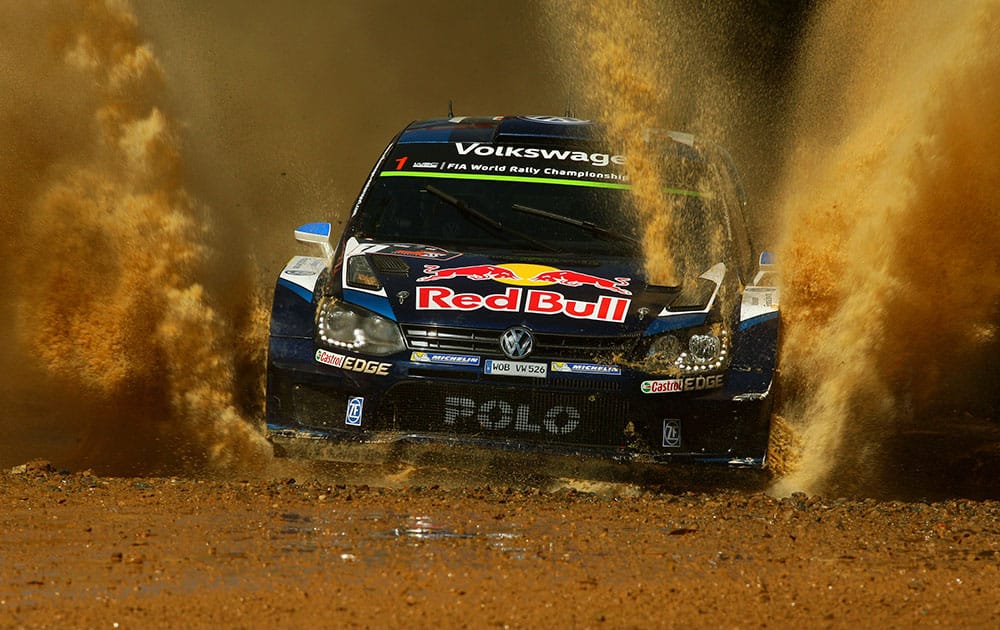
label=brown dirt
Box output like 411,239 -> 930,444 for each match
2,459 -> 998,628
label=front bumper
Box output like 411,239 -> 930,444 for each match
265,334 -> 775,468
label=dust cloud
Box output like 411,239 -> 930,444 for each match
542,0 -> 801,284
544,0 -> 999,498
1,0 -> 563,475
8,0 -> 993,495
543,0 -> 681,285
772,0 -> 1000,496
1,1 -> 270,475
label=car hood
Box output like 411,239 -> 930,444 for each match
337,240 -> 725,335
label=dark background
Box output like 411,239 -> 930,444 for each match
133,0 -> 815,274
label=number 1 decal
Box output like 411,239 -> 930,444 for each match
394,156 -> 408,170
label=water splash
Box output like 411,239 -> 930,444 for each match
2,1 -> 270,474
772,0 -> 1000,495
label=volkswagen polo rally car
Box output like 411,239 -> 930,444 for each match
266,115 -> 779,469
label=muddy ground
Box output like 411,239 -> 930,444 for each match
2,450 -> 998,629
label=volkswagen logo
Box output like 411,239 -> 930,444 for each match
500,326 -> 533,359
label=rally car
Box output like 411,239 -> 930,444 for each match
265,115 -> 779,469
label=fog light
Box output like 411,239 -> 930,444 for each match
646,334 -> 683,362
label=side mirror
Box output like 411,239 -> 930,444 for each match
294,222 -> 333,259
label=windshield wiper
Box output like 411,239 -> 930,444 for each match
424,185 -> 559,253
511,203 -> 640,247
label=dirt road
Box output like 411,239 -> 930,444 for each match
2,460 -> 997,628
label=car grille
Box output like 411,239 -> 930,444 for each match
384,382 -> 630,448
402,324 -> 638,361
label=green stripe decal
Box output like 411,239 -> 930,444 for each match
379,170 -> 704,197
380,170 -> 629,190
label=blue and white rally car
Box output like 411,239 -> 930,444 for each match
266,116 -> 779,469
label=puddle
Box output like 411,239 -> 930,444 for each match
250,508 -> 529,562
372,514 -> 477,541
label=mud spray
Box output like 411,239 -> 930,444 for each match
544,0 -> 684,286
771,0 -> 1000,496
547,0 -> 998,497
6,1 -> 995,492
1,1 -> 271,475
543,0 -> 758,287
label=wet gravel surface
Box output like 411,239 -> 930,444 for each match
1,461 -> 998,628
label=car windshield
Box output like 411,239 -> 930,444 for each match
353,176 -> 646,256
348,141 -> 733,269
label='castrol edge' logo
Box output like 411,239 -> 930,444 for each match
641,374 -> 724,394
416,286 -> 630,323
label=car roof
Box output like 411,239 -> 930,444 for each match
397,116 -> 702,158
397,116 -> 600,145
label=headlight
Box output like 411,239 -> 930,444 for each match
645,326 -> 729,373
688,334 -> 722,364
315,297 -> 404,356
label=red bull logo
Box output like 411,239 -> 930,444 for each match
528,270 -> 631,295
418,264 -> 520,282
417,262 -> 632,294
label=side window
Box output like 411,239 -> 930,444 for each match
713,159 -> 754,284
